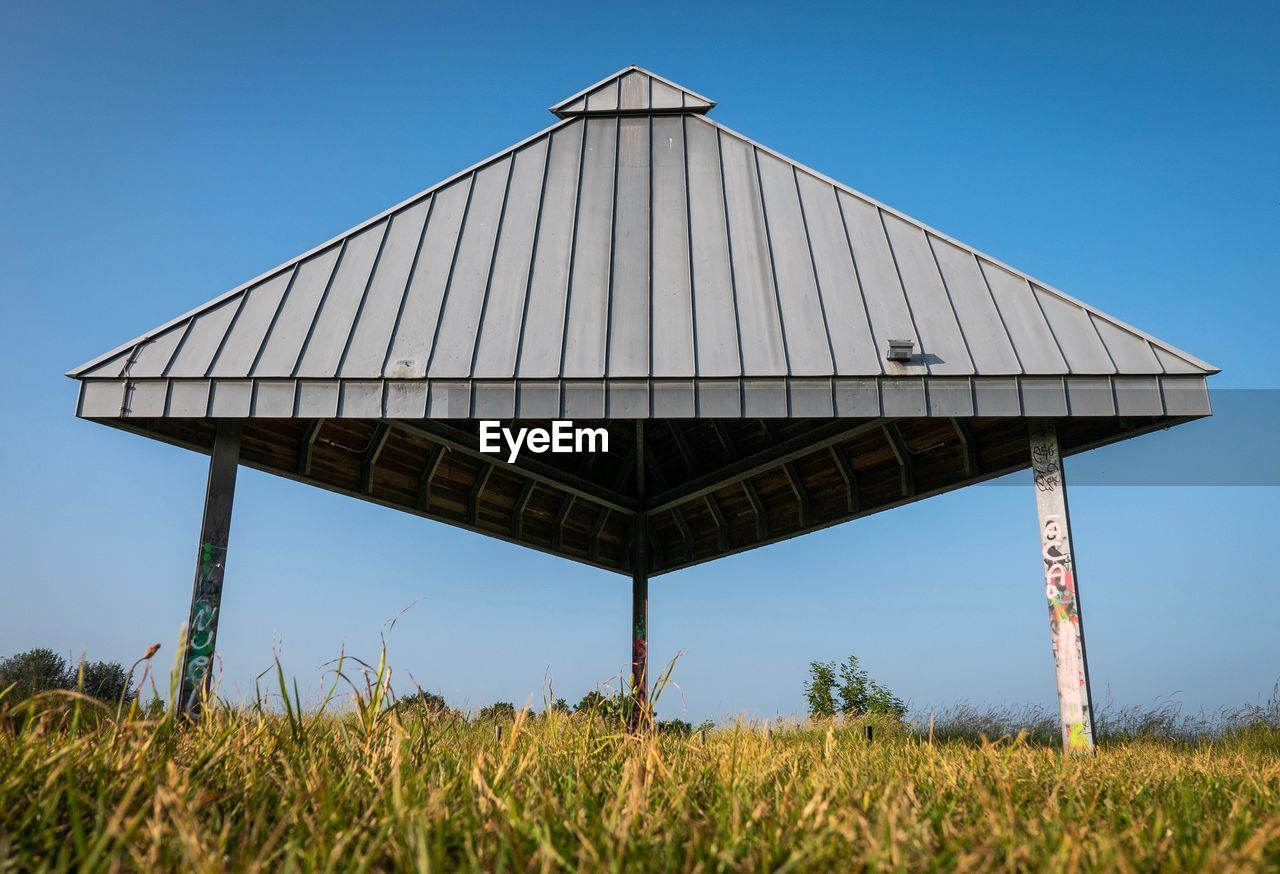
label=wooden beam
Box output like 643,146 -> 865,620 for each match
704,493 -> 729,552
829,444 -> 859,514
952,417 -> 979,477
782,462 -> 810,527
179,419 -> 241,719
551,494 -> 576,549
359,423 -> 392,495
298,419 -> 324,475
710,420 -> 737,461
666,420 -> 697,473
468,463 -> 494,525
670,506 -> 693,560
511,479 -> 537,539
612,444 -> 637,493
416,444 -> 447,512
882,423 -> 915,497
742,478 -> 767,540
386,419 -> 638,516
588,506 -> 611,560
644,418 -> 886,515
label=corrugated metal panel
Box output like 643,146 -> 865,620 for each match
472,139 -> 549,378
383,177 -> 472,379
685,115 -> 740,376
649,116 -> 695,377
928,238 -> 1020,375
561,117 -> 617,377
295,221 -> 388,377
429,156 -> 514,377
608,116 -> 651,377
71,68 -> 1217,400
338,200 -> 432,377
880,214 -> 973,375
516,123 -> 583,378
755,151 -> 833,376
837,192 -> 926,375
253,246 -> 343,376
719,130 -> 787,375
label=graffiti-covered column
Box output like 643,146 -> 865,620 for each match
1029,420 -> 1096,753
178,419 -> 242,719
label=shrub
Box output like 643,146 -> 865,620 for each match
477,701 -> 517,722
806,655 -> 905,719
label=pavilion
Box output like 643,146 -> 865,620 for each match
69,66 -> 1217,751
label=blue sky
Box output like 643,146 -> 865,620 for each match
2,2 -> 1276,722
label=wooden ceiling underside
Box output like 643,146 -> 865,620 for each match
108,414 -> 1188,576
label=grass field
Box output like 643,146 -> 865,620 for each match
2,661 -> 1279,872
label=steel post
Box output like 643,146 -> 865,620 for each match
178,419 -> 242,719
1029,420 -> 1096,753
630,422 -> 649,731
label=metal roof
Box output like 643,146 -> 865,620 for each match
70,66 -> 1215,421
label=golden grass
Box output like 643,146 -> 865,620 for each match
2,682 -> 1278,873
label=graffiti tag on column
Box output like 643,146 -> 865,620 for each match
182,542 -> 226,712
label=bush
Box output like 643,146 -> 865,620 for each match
0,648 -> 70,700
477,701 -> 516,722
396,690 -> 453,718
0,649 -> 136,706
806,655 -> 905,719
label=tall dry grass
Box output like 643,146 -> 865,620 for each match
1,653 -> 1277,871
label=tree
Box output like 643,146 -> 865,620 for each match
78,660 -> 134,705
806,655 -> 905,720
397,690 -> 451,717
477,701 -> 516,722
836,655 -> 871,716
0,649 -> 136,706
804,660 -> 839,718
0,649 -> 70,700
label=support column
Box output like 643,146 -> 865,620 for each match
630,422 -> 649,731
178,419 -> 242,719
1029,420 -> 1096,753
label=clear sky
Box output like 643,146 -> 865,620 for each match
2,2 -> 1277,723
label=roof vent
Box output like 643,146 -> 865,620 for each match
886,339 -> 914,362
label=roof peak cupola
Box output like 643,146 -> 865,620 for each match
550,65 -> 715,118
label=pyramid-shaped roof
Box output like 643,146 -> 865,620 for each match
70,66 -> 1215,422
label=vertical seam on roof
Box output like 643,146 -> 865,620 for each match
680,114 -> 700,379
602,115 -> 623,378
923,233 -> 977,375
1023,277 -> 1072,374
159,313 -> 198,379
464,152 -> 518,377
554,119 -> 592,377
424,171 -> 481,375
876,208 -> 929,375
972,254 -> 1024,375
247,263 -> 302,377
714,126 -> 746,377
791,164 -> 839,376
202,288 -> 251,378
512,131 -> 556,378
1082,310 -> 1120,374
335,220 -> 393,377
645,114 -> 655,383
288,237 -> 349,377
751,145 -> 794,378
833,188 -> 884,376
378,195 -> 436,378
